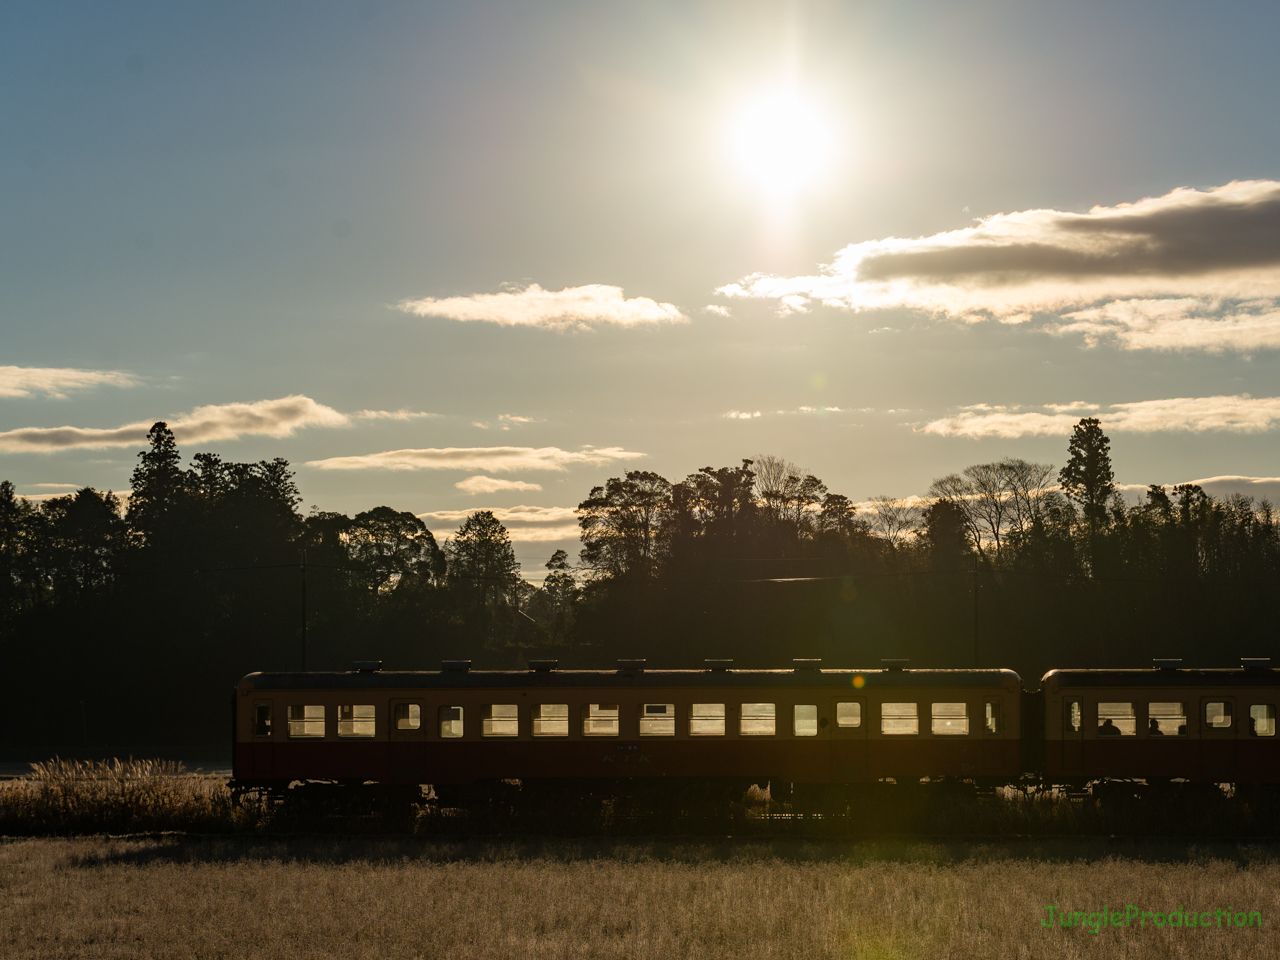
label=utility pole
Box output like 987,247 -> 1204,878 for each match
301,548 -> 308,672
972,563 -> 980,669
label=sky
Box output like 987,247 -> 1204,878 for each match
5,0 -> 1280,574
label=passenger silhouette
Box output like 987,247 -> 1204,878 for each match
1148,718 -> 1163,736
1098,718 -> 1120,737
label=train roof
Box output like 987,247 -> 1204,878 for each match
1042,667 -> 1280,688
244,667 -> 1021,691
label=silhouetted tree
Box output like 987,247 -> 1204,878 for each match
869,495 -> 921,546
348,506 -> 444,596
1059,417 -> 1115,537
578,471 -> 672,578
448,510 -> 520,610
126,422 -> 187,546
34,488 -> 127,599
0,481 -> 33,613
921,498 -> 972,570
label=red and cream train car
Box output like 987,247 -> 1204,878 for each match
1041,661 -> 1280,786
232,661 -> 1023,791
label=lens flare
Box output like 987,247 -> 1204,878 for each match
853,675 -> 865,689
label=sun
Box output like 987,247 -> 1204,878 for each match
727,86 -> 833,203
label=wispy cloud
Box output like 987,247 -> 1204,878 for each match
921,395 -> 1280,439
418,505 -> 580,542
471,413 -> 539,432
351,409 -> 438,420
0,395 -> 348,453
307,445 -> 644,472
1053,298 -> 1280,352
397,283 -> 687,331
720,181 -> 1280,352
1042,401 -> 1101,413
0,366 -> 136,399
724,406 -> 846,420
454,475 -> 544,495
703,304 -> 732,317
1188,474 -> 1280,486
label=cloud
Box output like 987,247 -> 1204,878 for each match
454,475 -> 544,495
0,395 -> 349,453
397,283 -> 687,331
351,409 -> 438,420
724,407 -> 847,420
703,304 -> 732,317
720,181 -> 1280,351
417,505 -> 580,543
1188,474 -> 1280,486
307,445 -> 645,472
920,395 -> 1280,439
1053,298 -> 1280,352
18,488 -> 132,504
0,366 -> 135,399
1042,401 -> 1101,413
499,414 -> 535,424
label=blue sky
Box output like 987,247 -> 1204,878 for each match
5,1 -> 1280,562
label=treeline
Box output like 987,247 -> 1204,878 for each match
1,419 -> 1278,755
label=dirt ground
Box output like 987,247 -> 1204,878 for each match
2,836 -> 1278,959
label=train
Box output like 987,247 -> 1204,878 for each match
229,657 -> 1280,808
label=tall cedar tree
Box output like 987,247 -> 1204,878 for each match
1058,418 -> 1115,533
448,510 -> 520,611
126,422 -> 186,544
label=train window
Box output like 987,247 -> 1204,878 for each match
931,703 -> 968,736
338,704 -> 376,738
254,705 -> 272,737
1097,702 -> 1136,737
881,703 -> 918,736
482,705 -> 519,737
439,706 -> 464,738
740,703 -> 776,736
640,704 -> 676,737
836,702 -> 861,728
794,704 -> 818,737
1065,700 -> 1082,735
533,704 -> 569,737
1250,704 -> 1276,737
1205,701 -> 1233,729
287,705 -> 325,738
582,704 -> 620,737
690,703 -> 726,736
1148,702 -> 1186,737
394,703 -> 421,731
985,701 -> 1001,735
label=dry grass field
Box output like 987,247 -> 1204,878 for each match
2,835 -> 1278,959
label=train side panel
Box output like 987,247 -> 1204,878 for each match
233,668 -> 1023,787
1041,667 -> 1280,785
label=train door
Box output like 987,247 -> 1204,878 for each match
982,698 -> 1005,772
248,699 -> 275,777
1061,697 -> 1084,776
389,699 -> 427,782
1198,696 -> 1238,783
828,695 -> 867,782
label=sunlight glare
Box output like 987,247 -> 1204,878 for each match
728,87 -> 834,203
